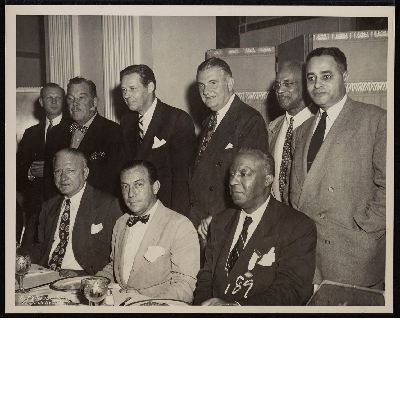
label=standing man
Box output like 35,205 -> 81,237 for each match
193,149 -> 316,306
268,61 -> 315,203
119,65 -> 196,218
190,57 -> 268,243
44,77 -> 123,199
290,47 -> 386,289
97,160 -> 200,303
20,149 -> 122,277
17,83 -> 69,244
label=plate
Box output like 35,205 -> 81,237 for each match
125,298 -> 190,307
49,276 -> 110,292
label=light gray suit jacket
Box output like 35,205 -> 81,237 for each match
98,201 -> 200,303
289,97 -> 386,287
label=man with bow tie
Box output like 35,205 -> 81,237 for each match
44,77 -> 123,200
193,149 -> 316,306
20,148 -> 122,277
119,65 -> 196,218
97,160 -> 200,303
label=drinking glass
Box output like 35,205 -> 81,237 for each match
82,277 -> 109,306
16,254 -> 31,293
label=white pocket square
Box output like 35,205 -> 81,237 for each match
258,247 -> 276,267
144,246 -> 166,263
152,137 -> 166,149
225,143 -> 233,149
91,223 -> 103,234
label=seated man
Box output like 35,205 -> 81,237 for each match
193,148 -> 317,306
97,160 -> 200,303
20,148 -> 122,277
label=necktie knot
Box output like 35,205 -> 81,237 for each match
70,122 -> 89,135
126,214 -> 150,227
242,216 -> 253,233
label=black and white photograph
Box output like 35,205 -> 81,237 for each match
5,4 -> 395,313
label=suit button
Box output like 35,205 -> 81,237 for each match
319,213 -> 325,219
216,162 -> 222,167
325,240 -> 331,244
190,203 -> 194,207
209,187 -> 214,191
328,187 -> 334,192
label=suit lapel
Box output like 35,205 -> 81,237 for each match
269,116 -> 285,155
78,114 -> 102,152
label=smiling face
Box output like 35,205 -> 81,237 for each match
229,153 -> 273,214
67,82 -> 98,125
197,67 -> 234,112
120,166 -> 160,216
53,152 -> 88,198
121,73 -> 155,115
39,86 -> 64,119
275,67 -> 306,116
306,55 -> 348,111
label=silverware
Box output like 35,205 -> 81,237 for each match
119,297 -> 132,306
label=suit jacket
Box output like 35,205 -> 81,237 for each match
98,201 -> 200,303
44,113 -> 124,200
193,197 -> 317,306
24,184 -> 123,275
189,95 -> 268,229
289,97 -> 386,287
120,100 -> 196,218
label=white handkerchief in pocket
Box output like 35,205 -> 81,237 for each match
152,136 -> 166,149
144,246 -> 166,263
258,247 -> 275,267
91,223 -> 103,234
225,143 -> 233,149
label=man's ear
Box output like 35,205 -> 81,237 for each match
84,167 -> 89,181
343,70 -> 349,84
39,98 -> 44,108
152,180 -> 160,195
147,82 -> 155,94
93,97 -> 99,108
265,174 -> 274,188
227,76 -> 235,92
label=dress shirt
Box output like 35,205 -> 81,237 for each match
49,183 -> 86,271
229,196 -> 271,253
71,112 -> 97,148
121,200 -> 160,284
45,114 -> 62,142
215,94 -> 235,129
313,94 -> 347,139
140,98 -> 158,137
272,106 -> 314,201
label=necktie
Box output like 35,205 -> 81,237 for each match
70,122 -> 89,148
226,216 -> 253,275
197,112 -> 218,164
278,116 -> 294,199
126,214 -> 150,227
48,199 -> 71,271
46,120 -> 53,140
138,115 -> 144,145
307,111 -> 327,172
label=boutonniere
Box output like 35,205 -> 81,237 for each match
89,151 -> 106,161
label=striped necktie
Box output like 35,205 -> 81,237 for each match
307,111 -> 327,172
278,116 -> 294,199
138,115 -> 144,144
197,112 -> 218,164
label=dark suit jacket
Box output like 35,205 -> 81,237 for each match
120,99 -> 196,217
289,97 -> 386,287
44,113 -> 123,200
193,197 -> 317,306
24,184 -> 122,275
189,95 -> 268,229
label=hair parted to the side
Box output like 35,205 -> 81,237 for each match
120,64 -> 157,90
197,57 -> 233,78
40,83 -> 65,99
67,77 -> 98,98
306,47 -> 348,73
121,160 -> 159,185
53,148 -> 88,168
238,148 -> 275,177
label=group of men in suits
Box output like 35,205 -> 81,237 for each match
16,46 -> 387,305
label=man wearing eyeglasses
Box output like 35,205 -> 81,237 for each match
268,61 -> 315,203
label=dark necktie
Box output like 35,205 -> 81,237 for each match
197,112 -> 218,164
307,111 -> 327,172
278,116 -> 294,199
226,216 -> 253,275
138,115 -> 144,145
46,120 -> 53,139
48,199 -> 71,271
126,214 -> 150,227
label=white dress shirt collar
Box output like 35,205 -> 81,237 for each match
140,97 -> 158,136
82,112 -> 97,128
45,113 -> 62,141
286,104 -> 315,129
127,199 -> 159,227
216,93 -> 235,128
322,94 -> 347,125
64,182 -> 86,208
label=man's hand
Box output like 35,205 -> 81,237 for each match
29,161 -> 45,178
197,215 -> 213,241
59,269 -> 79,278
201,298 -> 239,306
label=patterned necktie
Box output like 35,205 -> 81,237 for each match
138,115 -> 144,145
126,214 -> 150,227
278,116 -> 294,200
307,111 -> 327,172
48,199 -> 71,271
70,122 -> 89,148
197,112 -> 218,164
46,120 -> 53,139
226,216 -> 253,275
